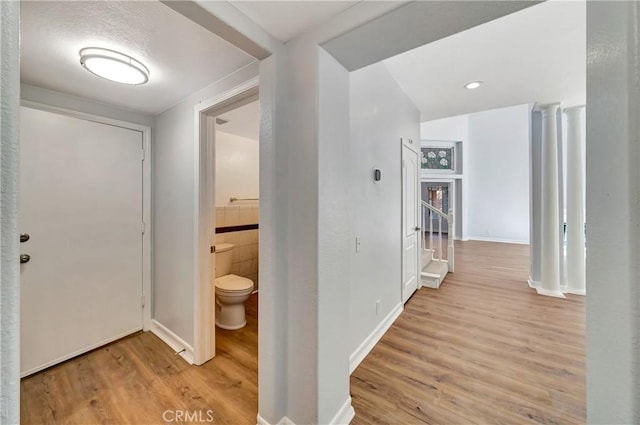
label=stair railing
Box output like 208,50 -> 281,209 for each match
421,201 -> 455,272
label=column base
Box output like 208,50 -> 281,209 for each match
564,287 -> 586,296
527,277 -> 540,288
535,287 -> 566,298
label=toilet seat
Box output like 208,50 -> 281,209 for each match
215,274 -> 253,292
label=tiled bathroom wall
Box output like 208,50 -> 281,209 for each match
215,205 -> 259,288
216,205 -> 259,227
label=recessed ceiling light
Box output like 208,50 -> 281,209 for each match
79,47 -> 149,85
464,81 -> 483,90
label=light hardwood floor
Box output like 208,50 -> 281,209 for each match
22,241 -> 585,425
21,294 -> 258,425
351,241 -> 586,424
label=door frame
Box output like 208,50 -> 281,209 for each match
421,178 -> 456,237
193,77 -> 259,365
19,100 -> 152,332
400,137 -> 421,302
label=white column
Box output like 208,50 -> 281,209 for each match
0,1 -> 22,423
529,107 -> 543,288
564,105 -> 586,295
537,103 -> 565,298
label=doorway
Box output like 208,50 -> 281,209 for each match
19,104 -> 151,377
193,80 -> 259,364
401,139 -> 420,303
422,181 -> 453,233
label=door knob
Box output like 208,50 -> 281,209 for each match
414,227 -> 421,231
20,254 -> 30,264
20,233 -> 30,243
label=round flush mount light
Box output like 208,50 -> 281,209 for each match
79,47 -> 149,85
464,81 -> 483,90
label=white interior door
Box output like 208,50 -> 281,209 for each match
20,106 -> 144,376
402,141 -> 420,303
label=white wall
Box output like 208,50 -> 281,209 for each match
21,84 -> 154,127
317,47 -> 352,425
420,114 -> 468,141
421,114 -> 469,239
349,62 -> 420,358
153,62 -> 259,347
1,2 -> 20,423
421,104 -> 531,244
215,131 -> 259,207
587,2 -> 640,422
467,104 -> 530,243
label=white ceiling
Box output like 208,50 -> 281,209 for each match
228,1 -> 359,42
383,0 -> 586,122
217,100 -> 260,141
21,1 -> 255,116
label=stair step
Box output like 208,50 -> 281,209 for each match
421,261 -> 448,289
423,261 -> 448,275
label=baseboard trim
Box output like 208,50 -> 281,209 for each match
257,415 -> 296,425
535,287 -> 566,298
467,236 -> 529,245
527,277 -> 540,288
328,397 -> 355,425
150,319 -> 194,364
257,398 -> 354,425
349,302 -> 403,375
564,287 -> 586,296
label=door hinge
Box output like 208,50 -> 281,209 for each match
141,295 -> 146,308
210,246 -> 215,253
141,221 -> 146,235
141,149 -> 146,162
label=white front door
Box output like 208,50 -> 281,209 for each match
402,140 -> 420,303
20,106 -> 144,376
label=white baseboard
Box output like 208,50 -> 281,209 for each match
467,236 -> 529,245
535,287 -> 566,298
527,277 -> 539,288
328,397 -> 355,425
257,398 -> 353,425
349,302 -> 403,375
150,319 -> 194,364
564,287 -> 586,296
257,415 -> 296,425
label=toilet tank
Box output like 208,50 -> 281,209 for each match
215,243 -> 235,278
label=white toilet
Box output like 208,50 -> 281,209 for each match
214,243 -> 254,330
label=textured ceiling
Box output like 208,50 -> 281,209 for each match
21,1 -> 255,115
383,0 -> 586,121
217,100 -> 259,141
228,1 -> 358,42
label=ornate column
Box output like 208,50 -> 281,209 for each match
564,105 -> 586,295
536,103 -> 565,298
529,106 -> 542,288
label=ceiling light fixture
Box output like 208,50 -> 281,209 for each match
79,47 -> 149,85
464,81 -> 483,90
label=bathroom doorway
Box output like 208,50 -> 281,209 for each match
212,100 -> 260,334
193,80 -> 259,366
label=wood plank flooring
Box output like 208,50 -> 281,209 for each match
22,241 -> 585,424
351,241 -> 586,425
20,294 -> 258,425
